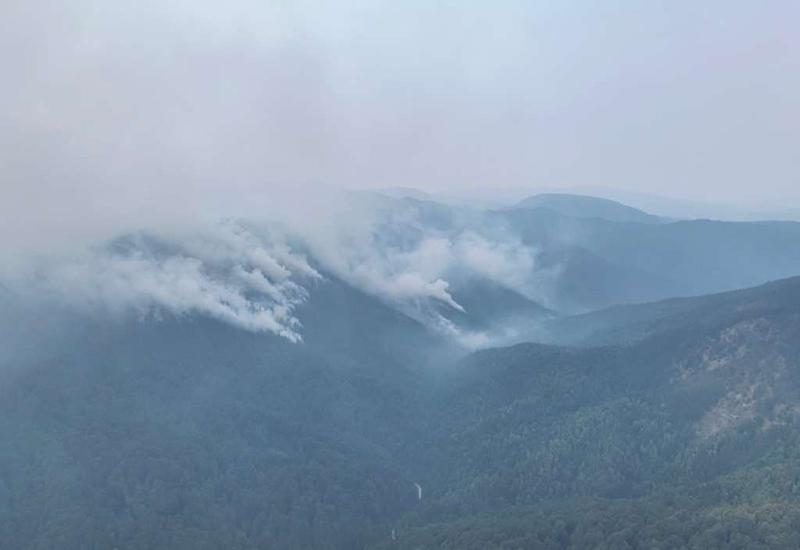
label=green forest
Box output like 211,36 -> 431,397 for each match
2,276 -> 800,548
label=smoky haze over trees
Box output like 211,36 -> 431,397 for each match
2,1 -> 800,549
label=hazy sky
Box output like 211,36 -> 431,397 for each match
2,0 -> 799,250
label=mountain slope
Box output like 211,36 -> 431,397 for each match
381,276 -> 800,548
4,204 -> 800,549
0,275 -> 448,550
3,274 -> 800,548
547,275 -> 800,346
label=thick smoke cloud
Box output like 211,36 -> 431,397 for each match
279,193 -> 542,342
3,194 -> 541,346
9,222 -> 320,342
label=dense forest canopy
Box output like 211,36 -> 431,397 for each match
3,196 -> 800,548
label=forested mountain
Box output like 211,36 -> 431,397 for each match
382,275 -> 800,548
6,0 -> 799,546
0,275 -> 445,549
546,275 -> 800,346
492,205 -> 800,312
3,194 -> 800,549
328,192 -> 800,314
345,192 -> 800,314
3,249 -> 800,548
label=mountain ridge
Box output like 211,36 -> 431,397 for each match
512,193 -> 666,224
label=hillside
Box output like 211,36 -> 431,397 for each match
3,270 -> 800,548
378,276 -> 800,548
2,196 -> 800,549
547,275 -> 800,346
0,274 -> 448,549
497,206 -> 800,311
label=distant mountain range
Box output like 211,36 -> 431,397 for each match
495,201 -> 800,312
383,192 -> 800,314
379,185 -> 800,222
511,192 -> 666,224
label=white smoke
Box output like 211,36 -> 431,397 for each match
454,231 -> 537,293
12,222 -> 319,342
279,194 -> 541,345
3,192 -> 543,348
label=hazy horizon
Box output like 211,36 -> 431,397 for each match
3,1 -> 799,255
